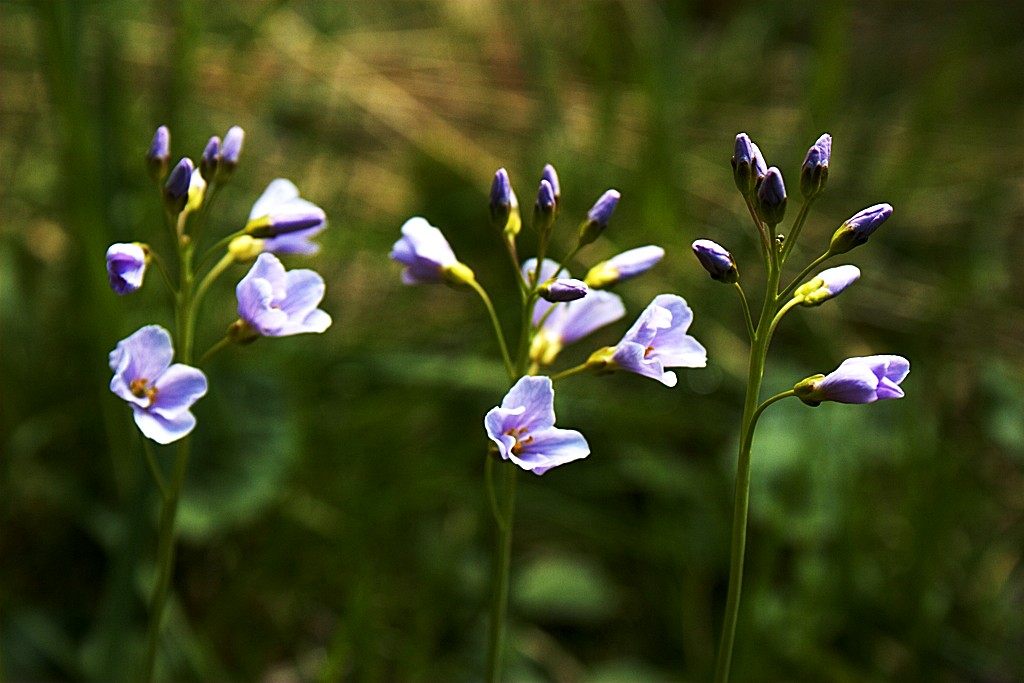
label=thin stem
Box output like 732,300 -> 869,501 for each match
485,454 -> 505,532
713,239 -> 782,683
485,462 -> 517,683
767,298 -> 801,346
780,199 -> 813,263
198,335 -> 232,367
733,283 -> 755,342
149,250 -> 177,297
196,229 -> 245,272
141,437 -> 190,682
140,436 -> 168,502
548,363 -> 590,383
468,279 -> 517,383
779,252 -> 831,302
192,252 -> 234,316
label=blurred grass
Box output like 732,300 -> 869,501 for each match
2,0 -> 1023,681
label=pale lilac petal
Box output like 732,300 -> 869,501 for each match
390,217 -> 458,284
249,179 -> 300,220
148,364 -> 208,419
132,405 -> 197,445
553,291 -> 627,345
106,243 -> 147,295
499,376 -> 556,432
510,427 -> 590,474
236,253 -> 330,337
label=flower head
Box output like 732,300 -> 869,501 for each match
794,265 -> 860,306
200,135 -> 221,179
244,179 -> 327,255
534,179 -> 557,234
106,243 -> 149,295
800,133 -> 831,199
163,157 -> 194,213
828,203 -> 894,255
109,325 -> 207,444
584,245 -> 665,289
692,239 -> 739,283
220,126 -> 245,167
794,355 -> 910,406
731,133 -> 766,195
390,217 -> 475,287
232,253 -> 332,341
484,376 -> 590,475
524,259 -> 626,365
578,189 -> 621,247
541,163 -> 561,207
588,294 -> 707,387
538,278 -> 588,302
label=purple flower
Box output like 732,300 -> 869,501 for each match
245,179 -> 327,254
541,164 -> 561,205
590,294 -> 707,387
692,239 -> 738,283
800,133 -> 831,198
220,126 -> 245,166
484,376 -> 590,475
756,166 -> 787,226
234,253 -> 332,339
200,135 -> 221,179
106,242 -> 148,295
584,245 -> 665,289
829,203 -> 894,254
163,157 -> 194,212
534,179 -> 556,233
795,355 -> 910,406
489,168 -> 520,234
578,189 -> 621,246
146,125 -> 170,180
524,259 -> 626,365
539,278 -> 588,302
390,217 -> 474,286
109,325 -> 208,444
794,265 -> 860,306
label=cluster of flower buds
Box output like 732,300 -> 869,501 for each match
693,131 -> 908,407
105,126 -> 332,443
392,164 -> 707,474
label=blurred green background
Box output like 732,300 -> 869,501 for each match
2,0 -> 1023,681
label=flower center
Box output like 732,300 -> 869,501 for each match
505,426 -> 533,455
644,344 -> 656,358
129,378 -> 158,405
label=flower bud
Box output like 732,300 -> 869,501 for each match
755,167 -> 787,226
146,126 -> 171,182
489,168 -> 521,238
244,208 -> 326,238
800,133 -> 831,199
793,265 -> 859,306
542,164 -> 561,211
199,135 -> 221,180
163,157 -> 194,214
578,189 -> 620,247
216,126 -> 245,182
534,179 -> 556,235
794,355 -> 909,406
827,203 -> 893,255
539,278 -> 588,302
184,168 -> 206,214
584,245 -> 664,289
733,133 -> 769,197
691,239 -> 738,283
106,242 -> 150,295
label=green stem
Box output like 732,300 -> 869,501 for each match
468,279 -> 516,383
779,252 -> 831,302
196,229 -> 245,272
780,199 -> 813,263
140,436 -> 168,502
141,438 -> 190,682
713,241 -> 782,683
733,283 -> 755,342
485,461 -> 518,683
548,363 -> 590,383
192,252 -> 234,316
198,335 -> 232,367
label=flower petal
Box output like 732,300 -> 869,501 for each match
149,364 -> 208,418
510,426 -> 590,474
132,405 -> 197,445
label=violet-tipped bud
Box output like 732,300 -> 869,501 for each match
146,126 -> 171,182
793,355 -> 909,406
800,133 -> 831,199
755,167 -> 787,226
542,163 -> 561,211
793,265 -> 859,306
215,126 -> 245,182
578,189 -> 620,247
692,239 -> 739,284
534,179 -> 556,235
199,135 -> 221,180
584,245 -> 664,289
731,133 -> 766,196
827,203 -> 893,255
538,278 -> 588,302
163,157 -> 194,214
489,168 -> 521,238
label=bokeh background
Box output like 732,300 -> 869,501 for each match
3,1 -> 1023,681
